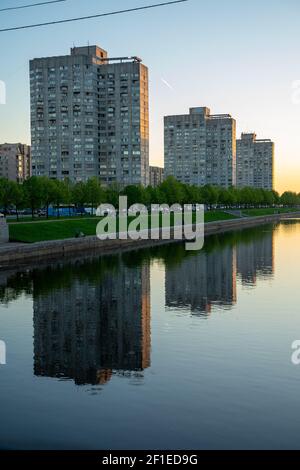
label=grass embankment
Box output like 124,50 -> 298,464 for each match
9,218 -> 100,243
242,208 -> 297,217
7,215 -> 92,224
9,208 -> 299,243
9,211 -> 239,243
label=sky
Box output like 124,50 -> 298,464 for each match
0,0 -> 300,194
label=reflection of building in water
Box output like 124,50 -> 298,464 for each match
236,231 -> 274,285
33,264 -> 150,386
165,246 -> 237,315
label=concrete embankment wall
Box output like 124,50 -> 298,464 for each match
0,212 -> 299,269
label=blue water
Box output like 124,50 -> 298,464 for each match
0,221 -> 300,450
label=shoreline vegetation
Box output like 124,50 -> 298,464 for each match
0,175 -> 299,243
1,211 -> 299,270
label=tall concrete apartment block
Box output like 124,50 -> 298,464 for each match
30,45 -> 149,186
0,143 -> 31,182
150,166 -> 164,187
164,107 -> 236,188
236,133 -> 274,190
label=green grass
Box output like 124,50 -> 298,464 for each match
9,210 -> 239,243
204,211 -> 238,222
7,214 -> 95,224
9,219 -> 101,243
10,208 -> 297,243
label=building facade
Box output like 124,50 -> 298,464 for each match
236,133 -> 274,190
0,143 -> 31,182
149,166 -> 164,187
164,107 -> 236,188
30,45 -> 149,186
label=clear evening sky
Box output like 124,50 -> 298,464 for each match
0,0 -> 299,193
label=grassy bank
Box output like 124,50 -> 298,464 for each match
8,208 -> 299,244
9,210 -> 239,243
242,208 -> 298,217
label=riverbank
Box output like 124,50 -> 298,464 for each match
8,210 -> 237,243
0,211 -> 299,269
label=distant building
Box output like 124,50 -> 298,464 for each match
0,143 -> 31,182
30,45 -> 149,186
164,107 -> 236,188
236,133 -> 274,190
150,166 -> 164,187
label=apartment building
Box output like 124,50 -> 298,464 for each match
0,143 -> 31,182
33,261 -> 151,386
164,107 -> 236,188
236,133 -> 274,190
30,45 -> 149,186
149,166 -> 164,187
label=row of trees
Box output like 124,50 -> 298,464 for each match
0,175 -> 299,220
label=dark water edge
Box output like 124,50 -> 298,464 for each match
0,221 -> 300,450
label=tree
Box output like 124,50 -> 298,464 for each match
52,180 -> 66,217
40,177 -> 57,218
10,182 -> 24,221
281,191 -> 299,207
122,185 -> 145,207
159,176 -> 185,205
72,181 -> 88,216
200,185 -> 219,209
104,183 -> 121,208
61,179 -> 73,216
0,178 -> 14,214
23,177 -> 43,219
86,177 -> 104,215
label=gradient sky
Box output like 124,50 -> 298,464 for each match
0,0 -> 300,193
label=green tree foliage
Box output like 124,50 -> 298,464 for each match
0,178 -> 15,213
23,177 -> 44,218
10,182 -> 24,221
72,182 -> 88,216
85,177 -> 105,215
0,175 -> 299,218
39,177 -> 57,218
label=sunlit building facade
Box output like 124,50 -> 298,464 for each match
30,45 -> 149,186
0,143 -> 31,183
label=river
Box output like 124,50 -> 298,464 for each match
0,220 -> 300,450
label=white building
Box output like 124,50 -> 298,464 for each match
164,107 -> 236,188
30,45 -> 149,186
